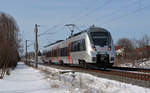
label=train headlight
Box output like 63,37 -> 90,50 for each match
101,47 -> 104,50
108,46 -> 111,51
92,45 -> 97,51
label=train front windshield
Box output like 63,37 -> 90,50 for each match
90,32 -> 110,46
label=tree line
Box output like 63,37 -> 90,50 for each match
0,12 -> 20,79
115,35 -> 150,65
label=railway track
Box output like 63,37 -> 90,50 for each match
93,68 -> 150,81
110,66 -> 150,73
28,61 -> 150,81
26,61 -> 150,88
64,65 -> 150,81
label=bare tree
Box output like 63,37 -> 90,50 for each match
115,36 -> 150,67
137,35 -> 150,59
117,38 -> 134,58
0,12 -> 20,79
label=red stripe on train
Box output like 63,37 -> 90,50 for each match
67,43 -> 71,64
56,47 -> 59,64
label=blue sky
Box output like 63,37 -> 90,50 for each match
0,0 -> 150,52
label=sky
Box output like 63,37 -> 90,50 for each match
0,0 -> 150,52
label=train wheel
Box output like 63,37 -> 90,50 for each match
48,60 -> 52,65
103,66 -> 106,70
78,60 -> 81,67
83,62 -> 87,68
59,60 -> 64,65
79,60 -> 87,68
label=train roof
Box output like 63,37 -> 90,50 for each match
88,25 -> 108,32
44,40 -> 64,48
67,30 -> 87,39
43,25 -> 110,51
67,25 -> 109,39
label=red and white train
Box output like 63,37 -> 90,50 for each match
42,26 -> 116,68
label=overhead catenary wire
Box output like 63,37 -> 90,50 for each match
36,0 -> 109,38
36,0 -> 147,37
102,3 -> 150,25
71,0 -> 112,23
36,0 -> 149,37
49,0 -> 111,35
35,0 -> 150,49
38,32 -> 55,37
90,0 -> 140,22
76,0 -> 149,27
38,24 -> 62,37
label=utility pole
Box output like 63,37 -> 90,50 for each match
25,40 -> 28,63
65,24 -> 76,36
34,24 -> 38,68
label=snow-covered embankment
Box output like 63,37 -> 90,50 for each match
39,65 -> 150,93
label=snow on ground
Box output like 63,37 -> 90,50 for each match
39,65 -> 150,93
0,62 -> 150,93
120,59 -> 150,68
0,62 -> 51,93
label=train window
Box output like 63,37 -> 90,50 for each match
52,50 -> 54,57
54,50 -> 55,57
60,48 -> 63,56
90,32 -> 108,36
74,42 -> 78,51
71,41 -> 76,52
77,41 -> 80,51
71,42 -> 74,52
71,39 -> 86,52
60,47 -> 67,56
57,48 -> 60,56
60,48 -> 62,56
81,39 -> 86,51
47,51 -> 50,57
90,32 -> 109,46
65,47 -> 68,56
53,49 -> 57,57
49,51 -> 51,57
71,40 -> 76,52
50,51 -> 52,57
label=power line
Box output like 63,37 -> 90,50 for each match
71,0 -> 112,23
37,0 -> 106,37
36,0 -> 149,47
38,24 -> 62,36
102,3 -> 150,25
84,0 -> 112,16
91,0 -> 140,22
38,32 -> 55,37
75,26 -> 82,31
